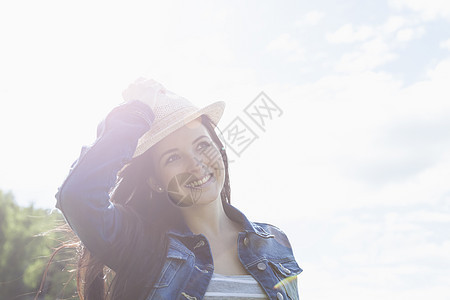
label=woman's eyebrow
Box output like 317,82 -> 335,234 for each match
159,148 -> 177,162
192,135 -> 209,145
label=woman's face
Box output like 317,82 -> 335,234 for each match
148,118 -> 225,207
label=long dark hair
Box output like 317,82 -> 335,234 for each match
74,115 -> 231,300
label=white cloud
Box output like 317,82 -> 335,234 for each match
326,24 -> 375,44
396,28 -> 413,41
334,38 -> 396,72
396,26 -> 425,42
304,10 -> 325,26
299,206 -> 450,299
389,0 -> 450,20
440,38 -> 450,49
425,58 -> 450,84
382,15 -> 407,33
333,60 -> 450,192
294,10 -> 325,27
326,16 -> 425,73
266,33 -> 306,62
239,57 -> 450,223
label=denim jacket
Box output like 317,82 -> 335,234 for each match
56,100 -> 302,300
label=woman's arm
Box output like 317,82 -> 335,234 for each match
56,99 -> 154,267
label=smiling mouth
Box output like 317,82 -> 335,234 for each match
184,173 -> 213,188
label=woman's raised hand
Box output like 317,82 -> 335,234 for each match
122,77 -> 163,110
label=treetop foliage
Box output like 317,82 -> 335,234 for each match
0,189 -> 77,300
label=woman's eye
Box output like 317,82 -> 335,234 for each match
198,141 -> 211,152
165,154 -> 180,165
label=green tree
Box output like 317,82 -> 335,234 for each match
0,190 -> 78,299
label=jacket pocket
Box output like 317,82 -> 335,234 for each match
153,250 -> 190,288
269,259 -> 302,300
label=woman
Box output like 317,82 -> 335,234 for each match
55,78 -> 302,300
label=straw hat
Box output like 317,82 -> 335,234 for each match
132,80 -> 226,158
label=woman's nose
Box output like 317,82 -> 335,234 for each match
187,154 -> 206,174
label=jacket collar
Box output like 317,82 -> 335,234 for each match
223,203 -> 274,238
166,202 -> 274,239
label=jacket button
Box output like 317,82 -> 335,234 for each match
276,292 -> 284,300
257,262 -> 267,271
193,240 -> 205,250
243,237 -> 249,246
279,263 -> 291,274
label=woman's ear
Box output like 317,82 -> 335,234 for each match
147,177 -> 164,193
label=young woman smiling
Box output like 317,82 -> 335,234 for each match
54,78 -> 302,300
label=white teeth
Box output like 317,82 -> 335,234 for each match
185,174 -> 212,188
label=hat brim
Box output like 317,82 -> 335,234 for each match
133,101 -> 226,158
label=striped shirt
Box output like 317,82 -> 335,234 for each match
204,273 -> 269,299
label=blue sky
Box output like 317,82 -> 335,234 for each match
1,0 -> 450,299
